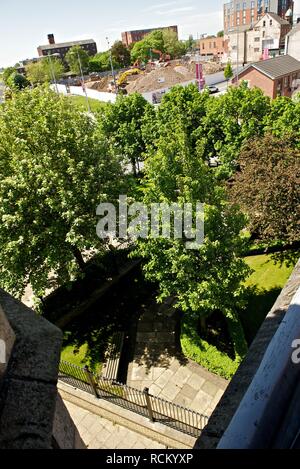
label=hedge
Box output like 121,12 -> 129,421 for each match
180,318 -> 240,380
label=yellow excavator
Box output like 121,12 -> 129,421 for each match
116,68 -> 144,88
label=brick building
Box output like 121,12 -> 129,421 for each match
121,26 -> 178,47
199,36 -> 229,59
224,0 -> 293,33
233,54 -> 300,98
37,34 -> 97,61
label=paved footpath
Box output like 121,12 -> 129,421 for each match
64,400 -> 166,449
127,299 -> 228,416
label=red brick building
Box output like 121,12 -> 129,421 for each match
121,25 -> 178,47
233,54 -> 300,98
199,36 -> 229,58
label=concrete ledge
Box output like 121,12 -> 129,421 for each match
0,289 -> 63,449
0,305 -> 15,377
196,259 -> 300,449
58,381 -> 196,449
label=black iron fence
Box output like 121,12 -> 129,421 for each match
59,360 -> 208,438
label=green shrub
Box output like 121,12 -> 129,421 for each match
180,318 -> 239,380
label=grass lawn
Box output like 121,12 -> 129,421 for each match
245,254 -> 294,290
61,343 -> 102,375
69,95 -> 107,113
240,254 -> 295,344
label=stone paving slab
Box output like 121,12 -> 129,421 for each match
64,400 -> 166,449
127,300 -> 229,417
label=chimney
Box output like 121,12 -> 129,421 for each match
48,34 -> 55,45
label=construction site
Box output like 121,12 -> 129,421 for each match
84,59 -> 224,96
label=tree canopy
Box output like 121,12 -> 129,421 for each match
25,58 -> 64,84
0,86 -> 124,297
133,117 -> 250,362
230,134 -> 300,244
89,50 -> 119,73
130,29 -> 186,63
66,46 -> 90,74
98,93 -> 153,176
6,72 -> 30,90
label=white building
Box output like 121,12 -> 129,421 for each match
285,23 -> 300,61
246,12 -> 291,62
226,12 -> 291,65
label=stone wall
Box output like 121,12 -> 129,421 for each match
0,288 -> 91,449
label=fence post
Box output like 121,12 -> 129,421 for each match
143,387 -> 154,422
84,366 -> 99,398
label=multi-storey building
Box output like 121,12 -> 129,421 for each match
224,0 -> 293,33
37,35 -> 97,62
121,26 -> 178,47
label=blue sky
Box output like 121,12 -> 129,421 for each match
0,0 -> 224,67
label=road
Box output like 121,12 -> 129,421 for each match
141,67 -> 246,103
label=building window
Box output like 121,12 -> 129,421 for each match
251,1 -> 255,7
270,19 -> 273,25
236,3 -> 240,10
254,47 -> 260,52
254,37 -> 260,41
243,2 -> 246,9
243,17 -> 246,24
263,20 -> 266,26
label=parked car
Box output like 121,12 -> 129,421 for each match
207,85 -> 219,94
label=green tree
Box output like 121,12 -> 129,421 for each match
6,72 -> 30,90
162,29 -> 186,57
185,35 -> 196,51
194,83 -> 271,176
0,86 -> 123,297
2,67 -> 16,85
133,123 -> 250,361
130,28 -> 184,63
25,58 -> 64,84
66,45 -> 90,74
217,30 -> 224,37
99,93 -> 153,176
230,134 -> 300,244
111,41 -> 131,67
89,51 -> 119,73
224,61 -> 233,85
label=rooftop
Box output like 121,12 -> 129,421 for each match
263,12 -> 291,26
242,54 -> 300,80
38,39 -> 96,51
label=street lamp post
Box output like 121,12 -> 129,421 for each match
77,50 -> 91,114
106,37 -> 118,93
46,53 -> 59,94
236,29 -> 239,82
228,28 -> 240,83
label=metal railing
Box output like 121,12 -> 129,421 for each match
59,360 -> 208,438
